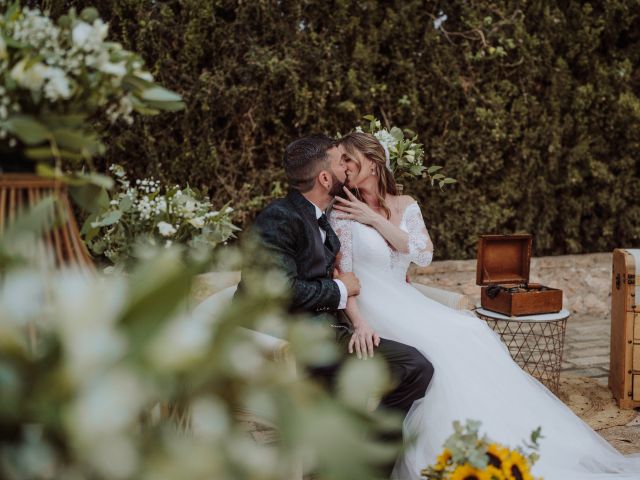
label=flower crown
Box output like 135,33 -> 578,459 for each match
355,115 -> 456,188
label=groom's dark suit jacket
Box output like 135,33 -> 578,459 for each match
236,189 -> 342,316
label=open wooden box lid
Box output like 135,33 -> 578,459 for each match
476,234 -> 533,286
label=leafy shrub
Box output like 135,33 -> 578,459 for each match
41,0 -> 640,259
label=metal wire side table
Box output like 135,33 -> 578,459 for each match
475,308 -> 570,393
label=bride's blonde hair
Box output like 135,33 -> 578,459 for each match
339,132 -> 398,219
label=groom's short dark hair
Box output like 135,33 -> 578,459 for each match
284,134 -> 336,192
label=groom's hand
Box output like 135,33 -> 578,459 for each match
349,321 -> 381,359
336,271 -> 360,296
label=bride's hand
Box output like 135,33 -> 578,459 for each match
333,187 -> 380,226
349,320 -> 381,359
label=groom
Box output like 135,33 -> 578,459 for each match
237,134 -> 433,471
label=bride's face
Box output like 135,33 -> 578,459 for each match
343,148 -> 374,188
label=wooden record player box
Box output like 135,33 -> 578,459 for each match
476,234 -> 563,316
609,248 -> 640,408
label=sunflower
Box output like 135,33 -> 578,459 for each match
486,443 -> 509,469
450,463 -> 490,480
485,465 -> 506,480
434,448 -> 452,471
501,450 -> 534,480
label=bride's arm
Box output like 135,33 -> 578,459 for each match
330,214 -> 381,358
333,189 -> 433,266
373,197 -> 434,267
344,296 -> 380,359
369,212 -> 411,253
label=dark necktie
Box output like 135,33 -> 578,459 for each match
318,214 -> 338,252
318,213 -> 331,233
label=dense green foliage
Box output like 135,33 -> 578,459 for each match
42,0 -> 640,259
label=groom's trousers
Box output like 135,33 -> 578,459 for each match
309,323 -> 434,415
308,323 -> 434,478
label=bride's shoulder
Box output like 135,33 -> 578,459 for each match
395,195 -> 420,212
397,194 -> 418,206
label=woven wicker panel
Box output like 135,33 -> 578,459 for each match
0,174 -> 94,271
477,312 -> 568,393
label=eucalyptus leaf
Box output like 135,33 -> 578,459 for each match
390,127 -> 404,142
52,128 -> 104,155
91,210 -> 122,228
26,147 -> 85,162
141,100 -> 186,112
122,74 -> 155,92
40,113 -> 88,128
409,164 -> 424,176
141,86 -> 183,103
70,184 -> 110,213
80,7 -> 99,23
4,115 -> 50,145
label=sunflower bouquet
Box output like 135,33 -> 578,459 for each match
421,420 -> 543,480
355,115 -> 456,188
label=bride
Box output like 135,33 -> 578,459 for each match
329,132 -> 640,480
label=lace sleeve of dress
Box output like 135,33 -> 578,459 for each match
329,215 -> 353,272
404,202 -> 434,267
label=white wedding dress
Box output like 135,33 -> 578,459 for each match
329,202 -> 640,480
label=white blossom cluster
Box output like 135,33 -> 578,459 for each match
373,129 -> 397,169
354,116 -> 426,179
0,86 -> 20,144
1,6 -> 156,126
88,166 -> 237,264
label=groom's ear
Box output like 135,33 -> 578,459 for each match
317,170 -> 331,189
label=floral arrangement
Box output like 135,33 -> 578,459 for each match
0,209 -> 397,480
0,3 -> 184,168
356,115 -> 456,188
83,164 -> 238,267
421,420 -> 543,480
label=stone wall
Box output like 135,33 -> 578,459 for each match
410,252 -> 613,318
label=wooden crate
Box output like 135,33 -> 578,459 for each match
609,248 -> 640,409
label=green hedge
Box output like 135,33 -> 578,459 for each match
44,0 -> 640,259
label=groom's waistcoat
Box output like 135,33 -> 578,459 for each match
237,190 -> 341,317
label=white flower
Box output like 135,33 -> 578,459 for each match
434,11 -> 448,30
188,216 -> 205,228
0,270 -> 45,323
72,19 -> 109,51
71,21 -> 93,46
69,368 -> 150,440
146,311 -> 212,371
157,221 -> 176,237
100,61 -> 127,78
44,67 -> 72,100
190,397 -> 230,439
373,130 -> 396,170
10,59 -> 48,91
